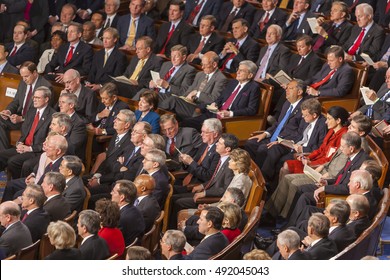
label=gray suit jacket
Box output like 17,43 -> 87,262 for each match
204,157 -> 234,197
164,127 -> 203,162
63,176 -> 86,213
159,61 -> 196,96
0,221 -> 32,257
358,82 -> 390,120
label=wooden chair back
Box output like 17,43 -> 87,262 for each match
106,253 -> 119,260
120,237 -> 139,260
63,210 -> 78,227
244,160 -> 267,215
141,224 -> 156,252
83,186 -> 91,211
4,254 -> 17,260
162,183 -> 173,233
38,233 -> 56,259
17,239 -> 41,260
151,211 -> 164,256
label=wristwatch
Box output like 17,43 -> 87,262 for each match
102,129 -> 107,135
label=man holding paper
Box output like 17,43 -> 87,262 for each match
282,0 -> 315,41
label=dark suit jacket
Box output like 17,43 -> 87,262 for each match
358,83 -> 390,120
45,248 -> 82,260
217,1 -> 256,32
204,157 -> 234,197
154,20 -> 195,57
328,225 -> 356,252
344,0 -> 375,22
29,0 -> 49,42
79,234 -> 110,260
48,0 -> 67,17
105,14 -> 119,29
184,0 -> 223,26
185,231 -> 229,260
301,114 -> 328,153
304,237 -> 338,260
119,204 -> 145,246
347,216 -> 370,239
6,42 -> 37,67
287,51 -> 323,81
249,8 -> 288,39
43,194 -> 72,221
1,62 -> 19,74
112,147 -> 143,182
137,195 -> 160,232
213,79 -> 261,117
45,41 -> 94,76
74,0 -> 104,12
151,168 -> 170,209
117,14 -> 156,46
158,61 -> 196,96
283,10 -> 316,41
93,99 -> 129,135
219,36 -> 260,73
288,250 -> 309,260
305,62 -> 355,97
88,47 -> 128,84
342,23 -> 385,62
0,221 -> 32,257
19,106 -> 56,152
22,208 -> 50,242
313,20 -> 353,53
255,42 -> 291,77
63,176 -> 86,213
6,75 -> 52,115
66,112 -> 87,160
375,0 -> 390,27
187,32 -> 225,65
75,86 -> 99,123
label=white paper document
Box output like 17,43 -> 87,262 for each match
303,164 -> 322,183
361,53 -> 374,66
360,87 -> 375,105
307,18 -> 319,34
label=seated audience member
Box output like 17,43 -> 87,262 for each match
37,31 -> 67,74
343,3 -> 384,63
0,61 -> 52,151
312,1 -> 352,53
20,184 -> 50,242
282,0 -> 316,41
126,246 -> 152,260
243,249 -> 272,260
218,202 -> 242,243
73,0 -> 105,22
217,0 -> 256,33
51,3 -> 77,30
86,27 -> 127,91
182,60 -> 260,131
218,19 -> 260,74
159,114 -> 203,171
135,90 -> 160,134
81,21 -> 103,45
184,0 -> 222,27
39,22 -> 65,55
45,221 -> 82,260
184,206 -> 229,259
45,22 -> 93,83
0,201 -> 33,259
111,180 -> 145,246
360,160 -> 384,202
249,0 -> 287,40
60,155 -> 86,213
78,209 -> 110,260
5,24 -> 36,67
116,0 -> 156,49
186,15 -> 225,65
159,51 -> 228,121
42,172 -> 72,222
305,45 -> 355,98
0,44 -> 19,74
135,45 -> 196,101
161,230 -> 186,260
346,194 -> 371,238
115,36 -> 163,98
91,11 -> 106,39
276,230 -> 308,260
103,0 -> 120,29
367,35 -> 390,91
154,0 -> 194,58
143,0 -> 160,20
0,0 -> 27,42
134,174 -> 160,232
95,198 -> 125,257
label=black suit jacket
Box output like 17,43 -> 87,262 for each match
22,208 -> 50,242
137,195 -> 160,232
117,14 -> 156,46
288,250 -> 309,260
75,86 -> 99,123
304,237 -> 338,260
328,225 -> 356,252
186,143 -> 220,184
217,1 -> 256,32
184,0 -> 223,26
154,20 -> 195,57
249,8 -> 288,39
88,47 -> 127,84
346,216 -> 370,239
287,51 -> 323,80
119,204 -> 145,246
112,147 -> 144,182
43,194 -> 72,221
187,32 -> 225,65
63,176 -> 86,213
66,113 -> 87,160
93,99 -> 129,135
1,62 -> 19,74
45,248 -> 82,260
301,114 -> 328,153
0,221 -> 32,257
204,157 -> 234,197
6,42 -> 37,67
255,43 -> 291,76
375,0 -> 390,27
313,20 -> 353,53
79,234 -> 110,260
185,231 -> 229,260
283,11 -> 316,41
29,0 -> 49,42
151,168 -> 170,209
358,83 -> 390,120
45,41 -> 94,76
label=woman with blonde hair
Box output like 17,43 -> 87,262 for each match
227,148 -> 252,201
218,202 -> 242,243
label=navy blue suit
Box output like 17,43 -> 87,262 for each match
6,42 -> 37,67
22,208 -> 50,242
116,14 -> 156,46
185,232 -> 229,260
249,8 -> 288,40
184,0 -> 223,26
119,204 -> 145,246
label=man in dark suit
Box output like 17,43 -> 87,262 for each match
116,36 -> 163,98
134,174 -> 161,231
45,22 -> 94,83
0,201 -> 33,259
184,0 -> 223,27
0,0 -> 26,43
5,24 -> 36,67
117,0 -> 155,48
0,44 -> 18,74
184,207 -> 229,259
87,28 -> 127,90
48,1 -> 75,26
78,209 -> 110,260
159,51 -> 228,120
283,0 -> 316,41
0,86 -> 55,178
0,61 -> 52,150
346,194 -> 371,238
344,0 -> 375,22
91,11 -> 106,40
186,15 -> 225,65
219,19 -> 260,73
42,172 -> 72,222
111,180 -> 145,246
74,0 -> 104,22
343,3 -> 385,63
217,0 -> 256,33
305,45 -> 355,98
374,0 -> 390,27
154,0 -> 194,57
60,155 -> 86,213
103,0 -> 120,29
244,79 -> 306,175
276,229 -> 308,260
20,184 -> 50,242
249,0 -> 288,40
367,34 -> 390,91
161,230 -> 186,260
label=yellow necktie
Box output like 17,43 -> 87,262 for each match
130,59 -> 145,80
103,51 -> 108,67
279,0 -> 290,9
126,18 -> 136,47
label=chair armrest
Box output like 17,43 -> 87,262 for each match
316,192 -> 325,208
250,130 -> 265,137
171,170 -> 189,179
196,197 -> 220,204
96,135 -> 113,143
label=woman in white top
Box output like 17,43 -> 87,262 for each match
226,148 -> 252,201
37,30 -> 66,73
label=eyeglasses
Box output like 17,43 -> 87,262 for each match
131,130 -> 144,135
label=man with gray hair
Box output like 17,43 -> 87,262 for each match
161,230 -> 186,260
276,229 -> 307,260
78,209 -> 110,260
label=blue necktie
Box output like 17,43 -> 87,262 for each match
271,105 -> 293,142
366,90 -> 390,118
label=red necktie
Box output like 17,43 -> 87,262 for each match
10,46 -> 17,56
259,12 -> 270,32
204,160 -> 221,190
164,66 -> 176,81
169,138 -> 175,156
335,160 -> 351,184
22,212 -> 28,222
64,46 -> 74,66
348,28 -> 365,55
220,85 -> 241,111
186,0 -> 204,24
194,37 -> 206,55
160,24 -> 175,55
22,85 -> 33,116
220,42 -> 239,71
25,111 -> 40,146
387,1 -> 390,13
310,69 -> 336,89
